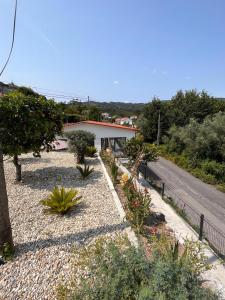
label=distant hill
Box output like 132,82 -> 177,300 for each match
89,101 -> 145,117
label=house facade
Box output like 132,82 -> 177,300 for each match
64,120 -> 138,151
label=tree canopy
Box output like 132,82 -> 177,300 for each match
66,130 -> 95,164
0,90 -> 63,180
138,90 -> 225,143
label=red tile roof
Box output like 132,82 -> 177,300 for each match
64,120 -> 138,131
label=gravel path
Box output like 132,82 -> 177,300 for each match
0,151 -> 125,300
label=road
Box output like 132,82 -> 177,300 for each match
148,157 -> 225,235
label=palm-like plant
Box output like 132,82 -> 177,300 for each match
76,163 -> 94,179
40,186 -> 82,215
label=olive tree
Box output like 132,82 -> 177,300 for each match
0,90 -> 63,181
124,136 -> 159,177
66,130 -> 95,164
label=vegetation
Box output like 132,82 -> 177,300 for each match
40,186 -> 82,215
76,163 -> 94,179
66,130 -> 95,164
59,100 -> 145,121
0,242 -> 14,261
0,88 -> 63,181
161,112 -> 225,191
138,90 -> 225,143
122,177 -> 151,233
110,160 -> 119,184
125,136 -> 159,163
85,146 -> 97,157
58,236 -> 218,300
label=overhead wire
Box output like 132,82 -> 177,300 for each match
0,0 -> 18,77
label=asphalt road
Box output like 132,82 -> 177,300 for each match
148,157 -> 225,235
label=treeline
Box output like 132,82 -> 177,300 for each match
138,90 -> 225,143
58,100 -> 145,122
58,100 -> 102,123
138,90 -> 225,190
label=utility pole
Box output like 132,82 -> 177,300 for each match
156,109 -> 161,146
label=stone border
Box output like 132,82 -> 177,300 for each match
98,155 -> 139,248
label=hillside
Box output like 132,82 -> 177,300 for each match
89,101 -> 145,116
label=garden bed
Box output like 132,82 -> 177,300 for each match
0,151 -> 125,299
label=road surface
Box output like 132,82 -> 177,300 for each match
148,157 -> 225,235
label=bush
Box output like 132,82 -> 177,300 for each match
110,160 -> 119,184
66,130 -> 95,164
76,163 -> 94,179
201,160 -> 225,182
123,178 -> 151,233
40,186 -> 82,215
58,237 -> 218,300
85,146 -> 97,157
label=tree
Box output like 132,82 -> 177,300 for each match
124,136 -> 159,177
137,98 -> 170,143
66,130 -> 95,164
168,90 -> 217,127
0,90 -> 63,181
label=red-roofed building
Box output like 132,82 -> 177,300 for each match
64,121 -> 138,151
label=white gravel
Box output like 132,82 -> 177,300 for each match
0,151 -> 125,300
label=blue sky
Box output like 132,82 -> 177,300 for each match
1,0 -> 225,102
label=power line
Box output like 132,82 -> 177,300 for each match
0,0 -> 18,77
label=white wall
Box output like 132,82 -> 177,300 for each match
64,123 -> 136,150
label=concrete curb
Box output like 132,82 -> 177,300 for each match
98,155 -> 139,248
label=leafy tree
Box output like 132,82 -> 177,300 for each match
137,98 -> 170,143
165,112 -> 225,162
124,136 -> 159,177
169,89 -> 217,127
66,130 -> 95,164
0,91 -> 63,181
124,136 -> 159,163
138,90 -> 225,143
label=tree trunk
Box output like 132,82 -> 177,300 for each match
13,154 -> 21,181
0,149 -> 13,252
77,151 -> 85,164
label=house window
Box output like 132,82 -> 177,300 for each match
101,137 -> 126,151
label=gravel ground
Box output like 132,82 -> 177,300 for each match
0,151 -> 125,300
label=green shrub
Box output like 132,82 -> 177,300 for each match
66,130 -> 95,164
76,163 -> 94,179
123,179 -> 151,233
110,160 -> 119,184
201,160 -> 225,182
85,146 -> 97,157
58,237 -> 218,300
40,186 -> 82,215
0,242 -> 14,261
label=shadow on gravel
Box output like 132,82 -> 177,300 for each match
21,166 -> 103,190
19,157 -> 52,165
14,222 -> 128,258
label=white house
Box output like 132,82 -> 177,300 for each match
63,120 -> 138,151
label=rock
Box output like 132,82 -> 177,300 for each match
155,212 -> 166,223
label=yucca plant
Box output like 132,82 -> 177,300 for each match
40,186 -> 82,215
76,163 -> 94,179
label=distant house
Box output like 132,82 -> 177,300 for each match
115,117 -> 133,126
101,112 -> 111,120
64,120 -> 138,151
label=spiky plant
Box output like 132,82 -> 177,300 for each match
76,163 -> 94,179
40,186 -> 82,215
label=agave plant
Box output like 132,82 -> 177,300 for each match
40,186 -> 82,215
76,163 -> 94,179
